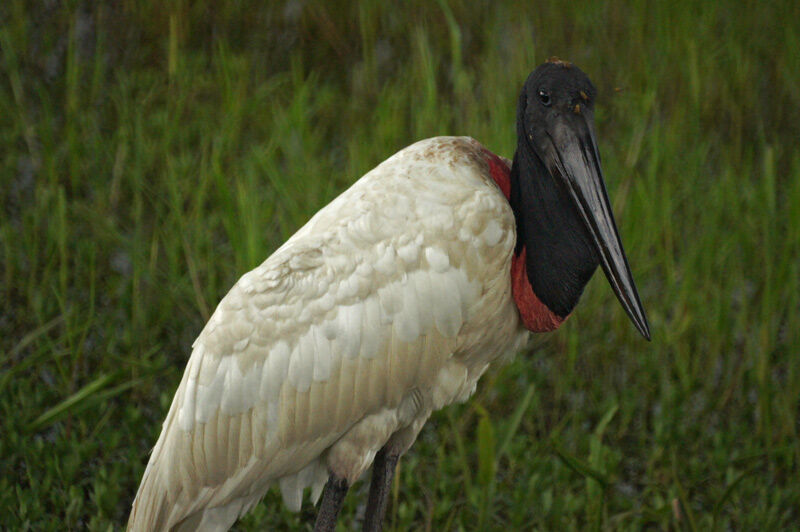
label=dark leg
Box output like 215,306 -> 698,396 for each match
362,446 -> 400,532
314,475 -> 349,532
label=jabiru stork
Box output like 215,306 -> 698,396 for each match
128,59 -> 650,531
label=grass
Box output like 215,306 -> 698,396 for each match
1,0 -> 799,529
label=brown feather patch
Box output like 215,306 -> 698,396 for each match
547,56 -> 572,67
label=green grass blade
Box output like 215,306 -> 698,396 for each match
27,373 -> 116,433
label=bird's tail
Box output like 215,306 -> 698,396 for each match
127,459 -> 173,531
127,381 -> 185,531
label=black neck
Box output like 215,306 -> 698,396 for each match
509,141 -> 599,318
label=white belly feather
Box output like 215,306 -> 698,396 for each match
128,136 -> 530,531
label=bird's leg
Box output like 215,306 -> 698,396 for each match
314,475 -> 349,532
362,446 -> 400,532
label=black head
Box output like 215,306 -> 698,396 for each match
518,60 -> 598,163
512,59 -> 650,340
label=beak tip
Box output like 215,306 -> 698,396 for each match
635,313 -> 651,341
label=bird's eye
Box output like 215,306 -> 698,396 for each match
538,89 -> 551,106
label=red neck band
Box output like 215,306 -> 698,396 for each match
482,149 -> 566,332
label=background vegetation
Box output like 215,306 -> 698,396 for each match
2,0 -> 799,529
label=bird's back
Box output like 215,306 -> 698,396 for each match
128,136 -> 529,531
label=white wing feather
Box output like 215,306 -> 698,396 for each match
128,137 -> 527,531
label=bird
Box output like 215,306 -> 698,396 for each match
127,59 -> 650,532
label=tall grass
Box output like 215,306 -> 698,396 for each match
1,1 -> 798,529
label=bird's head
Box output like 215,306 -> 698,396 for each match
519,59 -> 598,156
513,59 -> 650,340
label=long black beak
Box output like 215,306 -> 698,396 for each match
543,114 -> 651,340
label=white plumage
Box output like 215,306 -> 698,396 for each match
128,137 -> 531,530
